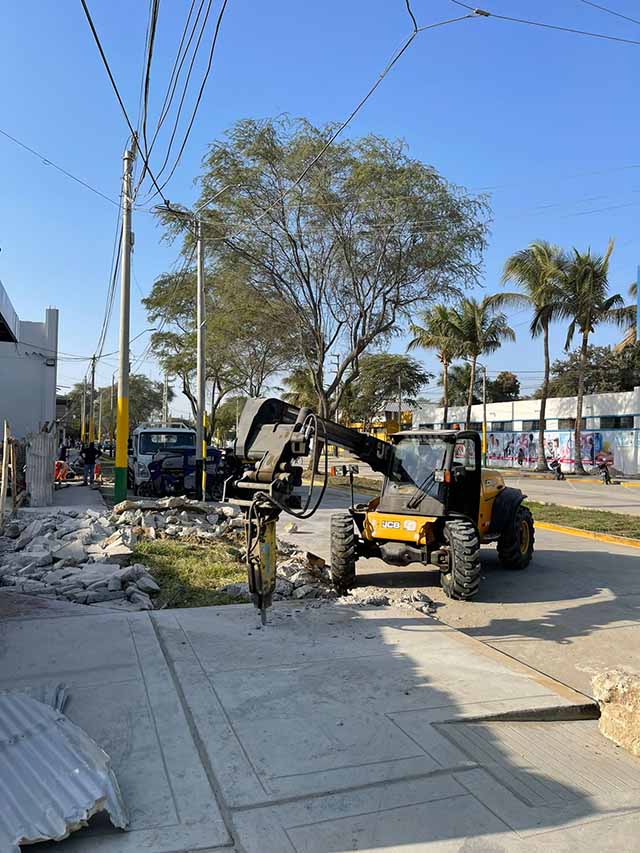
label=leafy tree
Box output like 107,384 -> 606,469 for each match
168,117 -> 488,418
66,375 -> 172,439
539,344 -> 640,397
444,296 -> 515,425
614,281 -> 638,350
440,363 -> 481,409
559,242 -> 626,472
346,353 -> 432,429
214,395 -> 247,443
408,304 -> 462,427
502,240 -> 567,469
487,371 -> 521,402
143,261 -> 297,430
280,367 -> 318,409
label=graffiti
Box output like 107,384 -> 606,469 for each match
487,429 -> 637,472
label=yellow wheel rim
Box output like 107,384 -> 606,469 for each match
519,518 -> 530,555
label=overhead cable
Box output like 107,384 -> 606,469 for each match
448,1 -> 640,45
0,127 -> 118,206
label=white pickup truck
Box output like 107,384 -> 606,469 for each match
128,422 -> 196,494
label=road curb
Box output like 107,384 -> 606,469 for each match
536,520 -> 640,549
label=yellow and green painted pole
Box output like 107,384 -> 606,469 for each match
88,355 -> 96,443
114,142 -> 136,502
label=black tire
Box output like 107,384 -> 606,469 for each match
440,519 -> 481,600
330,513 -> 357,594
497,504 -> 534,570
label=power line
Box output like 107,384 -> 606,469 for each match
78,0 -> 172,207
577,0 -> 640,27
215,11 -> 475,243
138,0 -> 161,182
0,127 -> 118,206
448,1 -> 640,45
142,0 -> 229,205
133,0 -> 202,195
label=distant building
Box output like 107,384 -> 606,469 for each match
412,388 -> 640,475
0,279 -> 59,439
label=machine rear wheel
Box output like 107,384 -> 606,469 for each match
497,504 -> 534,570
330,514 -> 357,595
440,519 -> 481,600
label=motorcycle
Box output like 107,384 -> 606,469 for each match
597,460 -> 612,485
549,459 -> 565,481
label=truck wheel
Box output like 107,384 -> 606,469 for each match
330,514 -> 357,595
497,505 -> 534,570
440,519 -> 481,600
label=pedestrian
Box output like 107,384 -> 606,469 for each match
79,441 -> 101,487
58,441 -> 68,462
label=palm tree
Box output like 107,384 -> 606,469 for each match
408,305 -> 461,426
614,281 -> 638,351
502,241 -> 567,471
560,241 -> 626,473
445,296 -> 516,426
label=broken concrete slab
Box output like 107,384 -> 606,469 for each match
593,669 -> 640,757
135,575 -> 160,594
52,540 -> 88,564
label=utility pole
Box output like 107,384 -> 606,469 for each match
163,373 -> 169,425
110,373 -> 115,454
481,364 -> 488,466
397,375 -> 402,433
195,219 -> 206,500
114,140 -> 136,502
88,356 -> 96,443
81,377 -> 87,443
98,389 -> 103,444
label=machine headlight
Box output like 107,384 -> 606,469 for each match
136,462 -> 150,480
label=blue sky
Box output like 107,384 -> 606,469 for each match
1,0 -> 638,414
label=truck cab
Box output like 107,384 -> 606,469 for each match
128,422 -> 197,494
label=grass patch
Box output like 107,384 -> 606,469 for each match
525,500 -> 640,540
133,539 -> 248,608
324,474 -> 381,494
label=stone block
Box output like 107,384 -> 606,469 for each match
3,521 -> 21,539
13,519 -> 44,550
293,584 -> 320,599
53,540 -> 87,564
593,669 -> 640,757
128,589 -> 153,610
102,543 -> 133,566
108,576 -> 123,591
85,589 -> 127,604
136,574 -> 161,594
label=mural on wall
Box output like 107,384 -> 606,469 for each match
487,430 -> 636,472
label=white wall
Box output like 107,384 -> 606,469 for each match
412,386 -> 640,475
0,307 -> 59,439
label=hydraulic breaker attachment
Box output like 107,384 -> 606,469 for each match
245,502 -> 279,625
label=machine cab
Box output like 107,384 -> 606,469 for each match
378,430 -> 482,522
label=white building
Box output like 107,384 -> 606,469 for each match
412,387 -> 640,475
0,279 -> 59,439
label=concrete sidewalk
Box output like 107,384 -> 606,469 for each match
2,591 -> 640,852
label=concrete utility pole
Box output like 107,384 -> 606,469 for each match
162,373 -> 169,425
114,140 -> 136,502
81,377 -> 87,442
195,219 -> 206,500
481,364 -> 488,466
110,373 -> 115,454
88,356 -> 96,443
98,389 -> 103,444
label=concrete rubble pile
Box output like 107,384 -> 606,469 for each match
0,496 -> 244,611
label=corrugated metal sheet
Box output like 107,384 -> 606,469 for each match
25,432 -> 56,507
0,692 -> 128,852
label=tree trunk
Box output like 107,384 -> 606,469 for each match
535,324 -> 550,471
574,330 -> 590,474
442,357 -> 449,428
466,356 -> 477,427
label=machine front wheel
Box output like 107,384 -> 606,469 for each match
330,513 -> 357,595
497,504 -> 535,570
440,519 -> 481,600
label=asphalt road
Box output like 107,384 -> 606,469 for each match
279,486 -> 640,695
506,474 -> 640,516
